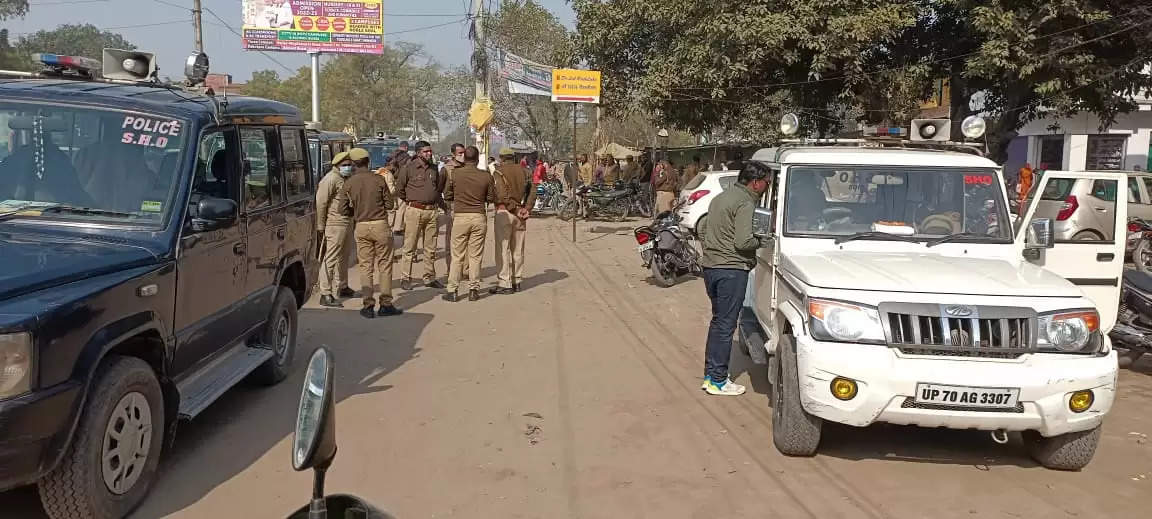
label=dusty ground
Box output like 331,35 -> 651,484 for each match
3,215 -> 1152,518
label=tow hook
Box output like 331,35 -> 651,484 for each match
990,429 -> 1009,444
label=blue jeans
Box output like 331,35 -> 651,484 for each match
703,268 -> 750,382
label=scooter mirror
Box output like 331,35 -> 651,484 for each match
293,347 -> 337,472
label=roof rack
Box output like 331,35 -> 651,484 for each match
766,137 -> 986,162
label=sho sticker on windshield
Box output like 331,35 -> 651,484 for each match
964,174 -> 994,185
140,201 -> 163,213
121,116 -> 182,148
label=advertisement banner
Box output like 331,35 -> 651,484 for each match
498,49 -> 552,97
242,0 -> 384,55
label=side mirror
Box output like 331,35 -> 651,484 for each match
190,197 -> 237,232
753,207 -> 773,238
1025,217 -> 1054,251
293,347 -> 337,473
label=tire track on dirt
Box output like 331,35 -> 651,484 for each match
548,223 -> 882,518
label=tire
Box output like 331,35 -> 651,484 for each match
251,287 -> 298,385
558,199 -> 577,221
39,357 -> 164,519
614,199 -> 630,222
650,255 -> 676,287
1023,426 -> 1102,471
1072,230 -> 1103,241
1135,239 -> 1152,274
771,334 -> 822,456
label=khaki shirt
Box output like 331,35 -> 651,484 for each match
444,164 -> 497,214
653,166 -> 679,192
682,163 -> 700,185
493,161 -> 535,211
602,164 -> 622,184
316,169 -> 351,230
621,162 -> 641,182
578,162 -> 594,185
396,159 -> 445,205
339,169 -> 394,223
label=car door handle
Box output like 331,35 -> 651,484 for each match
233,242 -> 245,255
1094,207 -> 1108,212
277,228 -> 286,240
1097,253 -> 1115,262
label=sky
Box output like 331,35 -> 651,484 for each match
4,0 -> 575,82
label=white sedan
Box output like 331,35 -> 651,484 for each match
677,170 -> 738,236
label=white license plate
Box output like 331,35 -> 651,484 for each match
637,242 -> 654,252
914,383 -> 1020,409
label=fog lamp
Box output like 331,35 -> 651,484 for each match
830,377 -> 858,401
1068,390 -> 1094,413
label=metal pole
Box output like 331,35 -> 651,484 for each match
572,103 -> 577,242
309,52 -> 320,124
192,0 -> 204,54
472,0 -> 489,166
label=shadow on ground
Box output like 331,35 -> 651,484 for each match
0,309 -> 430,518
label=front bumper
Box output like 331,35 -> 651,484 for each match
0,382 -> 81,491
794,335 -> 1117,437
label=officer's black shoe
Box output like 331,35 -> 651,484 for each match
489,286 -> 515,295
468,289 -> 480,302
426,279 -> 445,289
338,287 -> 358,298
360,306 -> 376,319
319,295 -> 342,307
400,279 -> 412,291
378,305 -> 403,316
442,292 -> 458,302
513,283 -> 521,292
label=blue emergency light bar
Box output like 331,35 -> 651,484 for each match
863,126 -> 908,137
32,53 -> 100,73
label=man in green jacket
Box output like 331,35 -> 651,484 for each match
699,162 -> 771,396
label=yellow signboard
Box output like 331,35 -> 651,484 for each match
551,69 -> 601,104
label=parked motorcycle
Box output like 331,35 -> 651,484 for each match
287,348 -> 392,518
534,178 -> 564,213
1111,271 -> 1152,368
1128,218 -> 1152,273
634,201 -> 701,287
559,180 -> 634,221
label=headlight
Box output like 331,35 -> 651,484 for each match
808,299 -> 886,343
1037,310 -> 1099,352
0,333 -> 32,399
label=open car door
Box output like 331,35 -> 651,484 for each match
1015,170 -> 1127,329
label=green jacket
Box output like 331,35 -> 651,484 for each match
700,182 -> 761,270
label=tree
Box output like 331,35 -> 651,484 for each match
486,0 -> 578,158
0,0 -> 27,21
13,24 -> 135,73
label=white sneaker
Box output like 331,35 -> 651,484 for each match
703,378 -> 746,396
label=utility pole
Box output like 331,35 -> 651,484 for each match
411,92 -> 418,141
472,0 -> 489,165
310,52 -> 320,124
192,0 -> 204,53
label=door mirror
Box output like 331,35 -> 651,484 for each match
190,197 -> 237,232
292,347 -> 337,472
753,207 -> 773,237
1026,217 -> 1054,250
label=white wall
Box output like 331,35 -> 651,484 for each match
1018,107 -> 1152,171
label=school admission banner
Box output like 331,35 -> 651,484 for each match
497,49 -> 553,97
241,0 -> 384,55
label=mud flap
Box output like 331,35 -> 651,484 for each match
738,307 -> 769,365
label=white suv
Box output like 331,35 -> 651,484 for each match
677,170 -> 738,235
741,139 -> 1125,470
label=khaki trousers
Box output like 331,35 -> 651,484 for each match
445,213 -> 487,293
493,209 -> 526,288
656,191 -> 676,213
400,206 -> 439,281
354,220 -> 394,307
317,223 -> 350,297
441,209 -> 454,271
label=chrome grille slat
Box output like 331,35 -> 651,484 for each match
878,303 -> 1037,359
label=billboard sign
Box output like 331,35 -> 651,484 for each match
242,0 -> 384,55
497,49 -> 553,97
551,69 -> 601,104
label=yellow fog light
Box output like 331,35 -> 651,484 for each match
1069,390 -> 1094,413
830,377 -> 858,401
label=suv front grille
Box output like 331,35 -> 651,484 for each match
878,303 -> 1037,359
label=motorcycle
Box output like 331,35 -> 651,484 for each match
1111,271 -> 1152,368
1128,218 -> 1152,273
534,178 -> 564,213
287,348 -> 392,519
559,180 -> 635,222
633,200 -> 701,287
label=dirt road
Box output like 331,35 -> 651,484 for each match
3,216 -> 1152,518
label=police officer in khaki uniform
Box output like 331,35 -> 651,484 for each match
491,148 -> 537,294
653,159 -> 680,213
577,153 -> 593,186
441,143 -> 466,273
442,146 -> 496,302
396,140 -> 446,290
316,151 -> 357,307
621,154 -> 641,183
339,148 -> 402,318
601,155 -> 622,184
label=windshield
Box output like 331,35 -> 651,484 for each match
360,143 -> 398,169
783,166 -> 1011,241
0,103 -> 187,225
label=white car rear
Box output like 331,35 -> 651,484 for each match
677,170 -> 738,235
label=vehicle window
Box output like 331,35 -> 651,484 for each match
240,127 -> 276,211
280,127 -> 309,199
682,174 -> 705,190
360,143 -> 398,169
307,139 -> 321,181
1040,178 -> 1075,200
1142,177 -> 1152,204
192,130 -> 232,202
718,175 -> 737,190
1027,177 -> 1116,242
1091,179 -> 1117,202
1086,135 -> 1125,170
0,104 -> 187,225
1128,177 -> 1144,204
782,167 -> 1011,240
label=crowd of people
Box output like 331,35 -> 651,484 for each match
313,142 -> 538,317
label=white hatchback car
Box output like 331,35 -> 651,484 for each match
677,170 -> 738,235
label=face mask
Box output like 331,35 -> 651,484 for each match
338,165 -> 353,176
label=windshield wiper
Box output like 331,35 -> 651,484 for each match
925,232 -> 986,248
833,231 -> 921,245
0,202 -> 61,221
39,205 -> 142,218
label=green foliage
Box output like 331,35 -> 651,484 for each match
0,0 -> 27,21
14,23 -> 136,72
